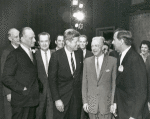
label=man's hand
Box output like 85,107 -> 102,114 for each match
83,103 -> 89,113
129,117 -> 135,119
23,87 -> 27,91
148,102 -> 150,111
55,100 -> 64,112
6,94 -> 11,102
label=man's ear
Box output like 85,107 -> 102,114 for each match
8,36 -> 12,41
55,40 -> 57,45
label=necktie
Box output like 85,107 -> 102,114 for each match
44,51 -> 49,75
71,53 -> 75,74
96,57 -> 100,79
28,49 -> 33,62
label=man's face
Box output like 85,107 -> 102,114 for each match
79,37 -> 87,50
38,35 -> 50,51
67,37 -> 79,51
9,30 -> 20,46
22,29 -> 36,48
55,36 -> 64,49
102,45 -> 109,54
112,32 -> 122,52
91,39 -> 103,57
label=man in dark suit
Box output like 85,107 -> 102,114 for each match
78,35 -> 93,60
1,28 -> 20,119
48,29 -> 83,119
51,35 -> 64,52
111,29 -> 149,119
2,27 -> 39,119
35,32 -> 53,119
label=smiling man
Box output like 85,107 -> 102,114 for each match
82,36 -> 117,119
48,29 -> 83,119
35,32 -> 53,119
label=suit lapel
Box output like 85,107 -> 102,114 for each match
62,48 -> 72,75
38,50 -> 47,76
90,56 -> 97,81
117,47 -> 132,77
74,51 -> 79,74
18,46 -> 35,65
98,55 -> 108,83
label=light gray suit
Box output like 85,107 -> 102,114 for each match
82,55 -> 117,118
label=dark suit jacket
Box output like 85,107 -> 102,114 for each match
2,46 -> 39,107
35,49 -> 53,119
84,49 -> 93,59
1,44 -> 14,96
115,47 -> 148,119
48,48 -> 83,106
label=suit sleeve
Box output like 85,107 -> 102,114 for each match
48,52 -> 60,101
111,59 -> 117,104
82,59 -> 88,104
1,50 -> 11,96
130,56 -> 148,118
2,52 -> 25,95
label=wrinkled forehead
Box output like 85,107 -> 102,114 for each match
92,37 -> 104,45
79,37 -> 87,42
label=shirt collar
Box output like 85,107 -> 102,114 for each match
11,43 -> 18,49
121,46 -> 131,57
20,44 -> 31,51
65,46 -> 74,54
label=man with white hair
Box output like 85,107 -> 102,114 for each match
82,36 -> 117,119
1,28 -> 20,119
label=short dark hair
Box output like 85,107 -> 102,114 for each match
56,35 -> 64,41
64,29 -> 80,42
79,35 -> 87,42
115,29 -> 133,46
38,32 -> 50,41
140,40 -> 150,50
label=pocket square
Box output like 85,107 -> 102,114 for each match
105,69 -> 110,72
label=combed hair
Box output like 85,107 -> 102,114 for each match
116,29 -> 133,46
38,32 -> 50,41
64,29 -> 80,42
56,35 -> 64,41
79,35 -> 87,41
140,40 -> 150,50
8,28 -> 19,37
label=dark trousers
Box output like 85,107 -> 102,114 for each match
12,106 -> 36,119
53,95 -> 82,119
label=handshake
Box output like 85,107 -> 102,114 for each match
110,103 -> 117,117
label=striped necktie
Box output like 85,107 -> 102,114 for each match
71,53 -> 75,74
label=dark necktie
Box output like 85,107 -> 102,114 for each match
28,49 -> 33,62
71,53 -> 75,74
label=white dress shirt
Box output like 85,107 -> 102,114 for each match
65,46 -> 76,74
83,49 -> 86,58
40,49 -> 51,73
11,43 -> 18,49
95,54 -> 104,73
120,46 -> 131,65
20,44 -> 32,60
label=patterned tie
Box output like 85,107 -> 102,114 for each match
71,53 -> 75,74
44,51 -> 49,75
96,57 -> 100,79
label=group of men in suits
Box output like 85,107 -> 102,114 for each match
1,27 -> 150,119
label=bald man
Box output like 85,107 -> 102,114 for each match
82,36 -> 117,119
2,27 -> 39,119
1,28 -> 20,119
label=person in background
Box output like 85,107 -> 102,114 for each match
82,36 -> 117,119
78,35 -> 93,60
102,42 -> 109,55
51,35 -> 64,52
2,27 -> 39,119
35,32 -> 53,119
140,40 -> 150,63
111,29 -> 149,119
48,29 -> 83,119
1,28 -> 20,119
